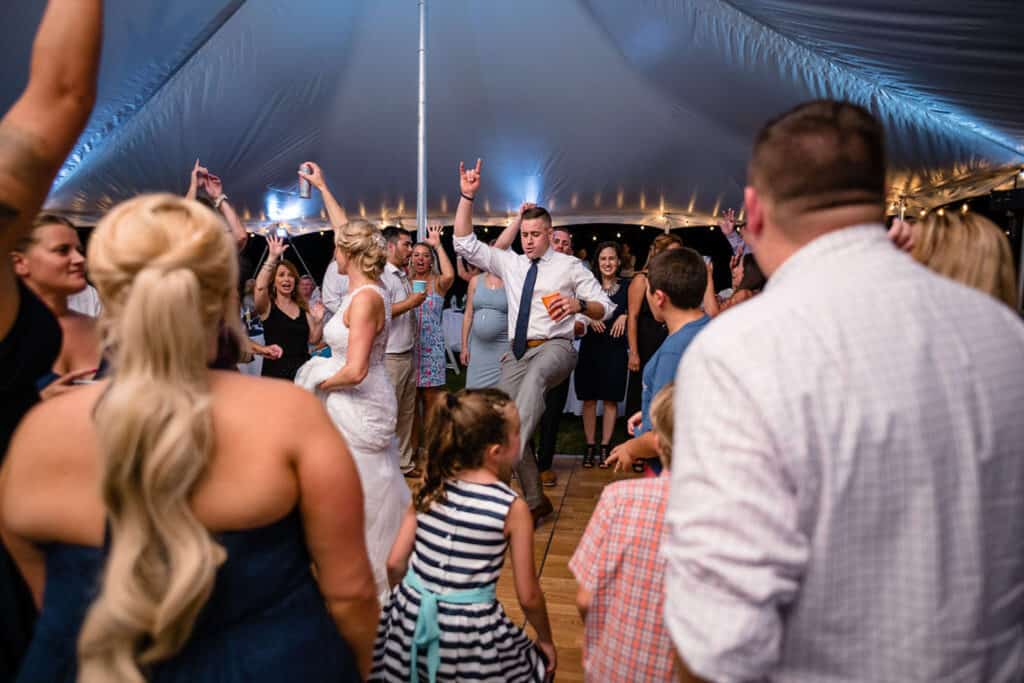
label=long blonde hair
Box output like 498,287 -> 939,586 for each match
912,212 -> 1018,310
335,219 -> 386,280
77,194 -> 239,682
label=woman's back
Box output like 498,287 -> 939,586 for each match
4,372 -> 367,682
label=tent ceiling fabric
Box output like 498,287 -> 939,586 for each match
2,0 -> 1022,231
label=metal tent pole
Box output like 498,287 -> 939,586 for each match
416,0 -> 428,242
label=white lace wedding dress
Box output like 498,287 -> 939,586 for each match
294,283 -> 410,597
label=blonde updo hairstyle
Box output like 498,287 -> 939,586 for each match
334,218 -> 386,280
77,194 -> 241,682
911,211 -> 1018,311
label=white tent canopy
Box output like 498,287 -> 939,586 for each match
2,1 -> 1022,233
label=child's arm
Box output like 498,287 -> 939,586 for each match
386,504 -> 418,588
506,497 -> 557,674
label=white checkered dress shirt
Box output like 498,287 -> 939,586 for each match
664,224 -> 1024,683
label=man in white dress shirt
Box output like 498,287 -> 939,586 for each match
453,159 -> 613,523
379,226 -> 427,475
664,100 -> 1024,682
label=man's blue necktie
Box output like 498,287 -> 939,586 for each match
512,258 -> 540,360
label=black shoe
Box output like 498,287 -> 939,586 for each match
530,496 -> 555,528
582,444 -> 596,469
598,444 -> 611,469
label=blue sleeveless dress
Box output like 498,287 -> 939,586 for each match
16,508 -> 360,682
465,275 -> 508,390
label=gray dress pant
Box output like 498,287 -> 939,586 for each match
498,339 -> 577,509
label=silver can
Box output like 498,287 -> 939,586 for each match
298,163 -> 312,199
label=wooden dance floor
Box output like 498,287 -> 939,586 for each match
500,454 -> 641,682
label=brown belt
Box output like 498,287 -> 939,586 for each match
526,337 -> 570,349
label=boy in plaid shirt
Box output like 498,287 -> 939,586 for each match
569,383 -> 677,682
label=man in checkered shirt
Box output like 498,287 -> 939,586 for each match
664,100 -> 1024,682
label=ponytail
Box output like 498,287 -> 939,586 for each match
415,388 -> 513,512
78,194 -> 236,682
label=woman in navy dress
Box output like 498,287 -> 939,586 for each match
575,242 -> 630,468
2,195 -> 379,682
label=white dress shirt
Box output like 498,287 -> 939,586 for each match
320,262 -> 349,314
380,262 -> 416,354
454,232 -> 613,343
664,224 -> 1024,683
67,284 -> 102,317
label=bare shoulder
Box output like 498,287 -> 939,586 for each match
2,384 -> 104,536
209,370 -> 326,425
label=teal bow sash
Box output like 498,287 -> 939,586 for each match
403,567 -> 497,683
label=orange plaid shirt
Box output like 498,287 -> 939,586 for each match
569,475 -> 674,682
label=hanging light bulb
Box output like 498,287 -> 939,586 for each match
961,203 -> 968,213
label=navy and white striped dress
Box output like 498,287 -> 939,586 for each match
371,479 -> 547,682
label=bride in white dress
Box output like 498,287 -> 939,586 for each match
294,219 -> 410,598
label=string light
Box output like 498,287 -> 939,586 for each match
961,203 -> 968,213
937,208 -> 945,216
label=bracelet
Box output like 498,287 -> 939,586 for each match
213,194 -> 228,209
460,192 -> 474,202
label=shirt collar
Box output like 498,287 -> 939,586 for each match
766,223 -> 887,291
386,262 -> 406,277
538,246 -> 556,263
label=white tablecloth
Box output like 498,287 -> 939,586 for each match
442,309 -> 464,352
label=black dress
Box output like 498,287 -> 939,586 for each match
574,279 -> 629,402
625,275 -> 668,416
260,301 -> 310,381
0,282 -> 62,680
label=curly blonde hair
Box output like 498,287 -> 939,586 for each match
335,219 -> 386,280
77,194 -> 240,682
912,212 -> 1018,310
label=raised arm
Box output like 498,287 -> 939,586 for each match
299,161 -> 348,229
201,170 -> 248,250
0,0 -> 103,336
254,236 -> 289,318
451,159 -> 515,278
317,289 -> 384,391
185,159 -> 204,201
702,261 -> 720,317
492,202 -> 534,251
454,159 -> 481,238
424,225 -> 455,295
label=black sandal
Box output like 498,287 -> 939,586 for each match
582,444 -> 596,469
598,444 -> 611,469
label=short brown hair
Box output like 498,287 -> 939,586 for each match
749,100 -> 885,214
647,247 -> 706,310
521,206 -> 552,227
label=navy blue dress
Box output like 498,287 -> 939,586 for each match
16,508 -> 360,682
574,279 -> 630,402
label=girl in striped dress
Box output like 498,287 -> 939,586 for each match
371,389 -> 556,683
